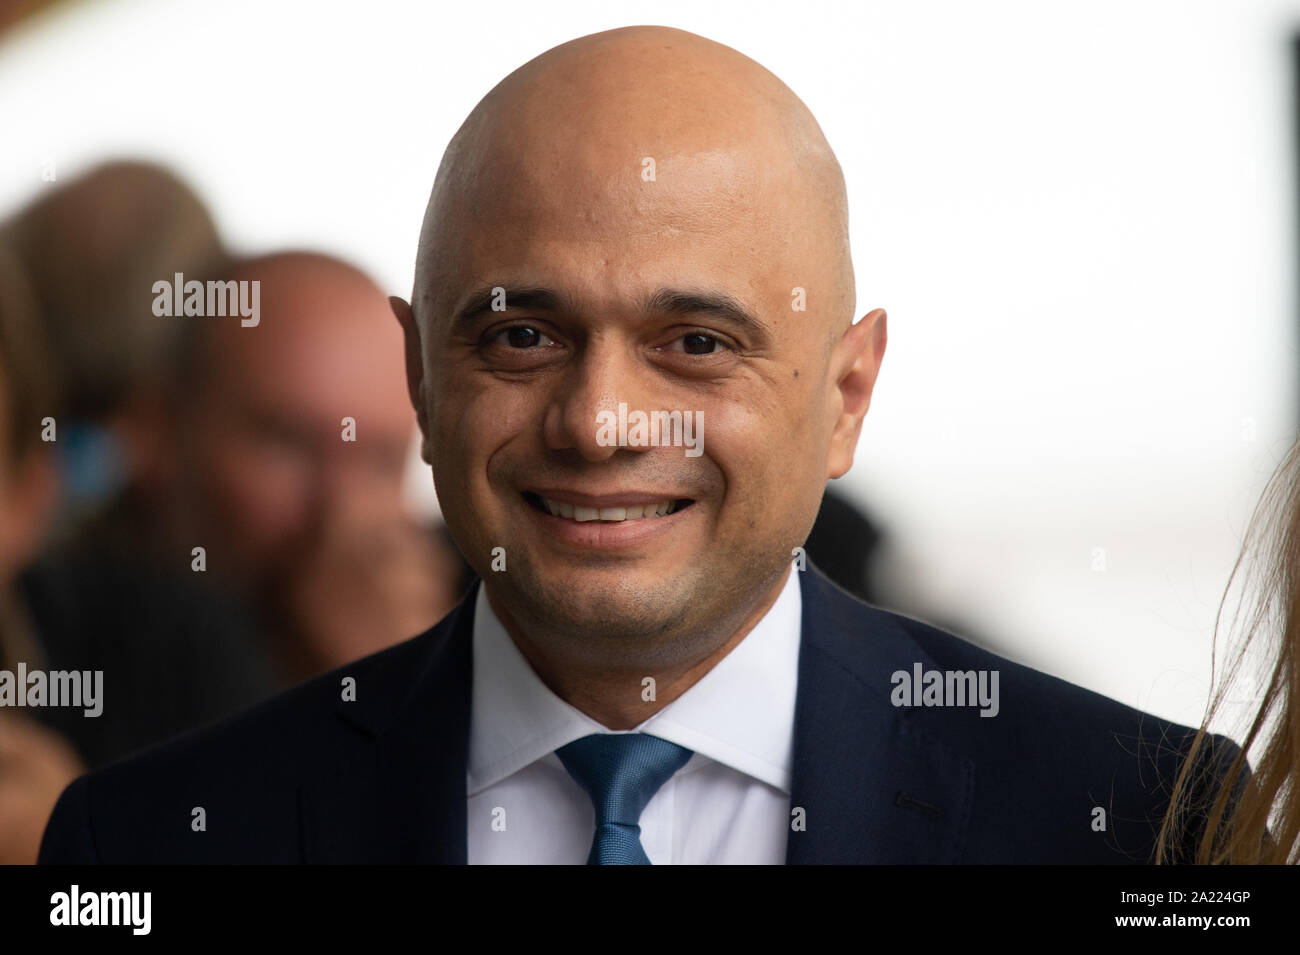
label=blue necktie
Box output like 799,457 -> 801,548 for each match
555,733 -> 694,865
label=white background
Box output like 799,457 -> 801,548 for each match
2,0 -> 1295,736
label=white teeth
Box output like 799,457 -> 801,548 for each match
537,497 -> 680,521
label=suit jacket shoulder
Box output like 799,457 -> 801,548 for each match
788,566 -> 1242,863
39,594 -> 473,864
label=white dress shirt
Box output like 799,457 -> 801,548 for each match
467,567 -> 801,864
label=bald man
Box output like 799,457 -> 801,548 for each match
158,251 -> 466,681
40,27 -> 1240,864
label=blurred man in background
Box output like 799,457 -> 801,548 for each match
162,251 -> 470,682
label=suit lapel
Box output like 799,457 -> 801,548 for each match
785,566 -> 974,863
300,582 -> 476,863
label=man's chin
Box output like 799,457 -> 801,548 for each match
495,565 -> 703,644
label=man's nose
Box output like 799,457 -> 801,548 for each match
543,338 -> 655,462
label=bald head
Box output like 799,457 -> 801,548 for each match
174,251 -> 416,583
189,251 -> 392,379
415,26 -> 853,337
394,27 -> 885,706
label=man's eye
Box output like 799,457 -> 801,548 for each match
678,333 -> 723,355
493,326 -> 555,349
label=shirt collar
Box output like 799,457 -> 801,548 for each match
468,567 -> 802,796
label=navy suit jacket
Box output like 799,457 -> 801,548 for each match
39,565 -> 1236,863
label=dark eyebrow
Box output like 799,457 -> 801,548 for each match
452,286 -> 570,327
641,288 -> 770,340
451,284 -> 769,341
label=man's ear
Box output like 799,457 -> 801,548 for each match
389,296 -> 433,465
826,308 -> 887,480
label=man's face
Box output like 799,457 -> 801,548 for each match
416,135 -> 856,662
183,272 -> 415,584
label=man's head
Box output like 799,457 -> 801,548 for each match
173,252 -> 416,586
394,26 -> 886,669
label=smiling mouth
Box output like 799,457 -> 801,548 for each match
522,492 -> 694,522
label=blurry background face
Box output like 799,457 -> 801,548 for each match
180,258 -> 416,584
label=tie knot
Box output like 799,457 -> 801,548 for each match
556,733 -> 694,828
